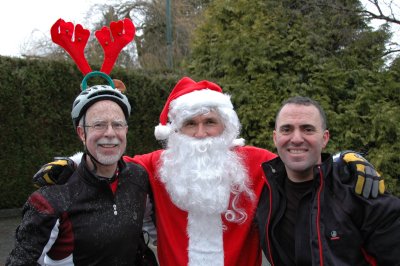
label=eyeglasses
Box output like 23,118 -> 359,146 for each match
83,121 -> 128,132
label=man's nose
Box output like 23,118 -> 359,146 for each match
103,124 -> 117,136
194,123 -> 208,138
291,129 -> 304,143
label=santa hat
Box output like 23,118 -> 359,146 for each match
154,77 -> 243,145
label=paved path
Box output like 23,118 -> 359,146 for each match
0,210 -> 21,265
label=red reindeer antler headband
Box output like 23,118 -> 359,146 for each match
51,18 -> 135,90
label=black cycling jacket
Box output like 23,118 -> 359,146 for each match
256,154 -> 400,266
7,155 -> 150,266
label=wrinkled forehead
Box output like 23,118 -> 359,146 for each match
86,100 -> 125,121
174,107 -> 223,127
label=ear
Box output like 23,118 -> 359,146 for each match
322,129 -> 330,148
76,126 -> 86,142
273,130 -> 278,147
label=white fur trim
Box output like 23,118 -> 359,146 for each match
154,124 -> 172,140
187,212 -> 224,266
69,152 -> 83,166
232,138 -> 245,147
170,89 -> 233,116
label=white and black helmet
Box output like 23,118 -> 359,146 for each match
71,72 -> 131,129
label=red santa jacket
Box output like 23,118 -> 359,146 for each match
124,145 -> 276,266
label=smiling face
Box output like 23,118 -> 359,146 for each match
273,103 -> 329,182
77,100 -> 128,168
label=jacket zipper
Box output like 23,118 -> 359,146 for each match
264,176 -> 275,266
316,166 -> 324,266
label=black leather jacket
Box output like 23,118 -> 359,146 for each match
256,154 -> 400,266
7,155 -> 149,266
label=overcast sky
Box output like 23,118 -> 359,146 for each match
0,0 -> 398,58
0,0 -> 106,57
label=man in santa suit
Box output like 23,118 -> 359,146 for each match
124,76 -> 276,265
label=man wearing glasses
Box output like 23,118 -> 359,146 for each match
6,84 -> 152,265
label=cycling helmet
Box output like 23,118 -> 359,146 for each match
71,71 -> 131,129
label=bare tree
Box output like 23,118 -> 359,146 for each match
300,0 -> 400,57
361,0 -> 400,25
360,0 -> 400,55
111,0 -> 210,70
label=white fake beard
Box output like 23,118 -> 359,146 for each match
159,133 -> 252,222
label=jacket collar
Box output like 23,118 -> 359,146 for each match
78,153 -> 126,186
262,153 -> 333,184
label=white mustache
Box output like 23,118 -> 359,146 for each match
97,140 -> 120,145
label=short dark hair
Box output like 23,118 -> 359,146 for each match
275,96 -> 328,130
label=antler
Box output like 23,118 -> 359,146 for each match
51,19 -> 92,75
95,18 -> 135,74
